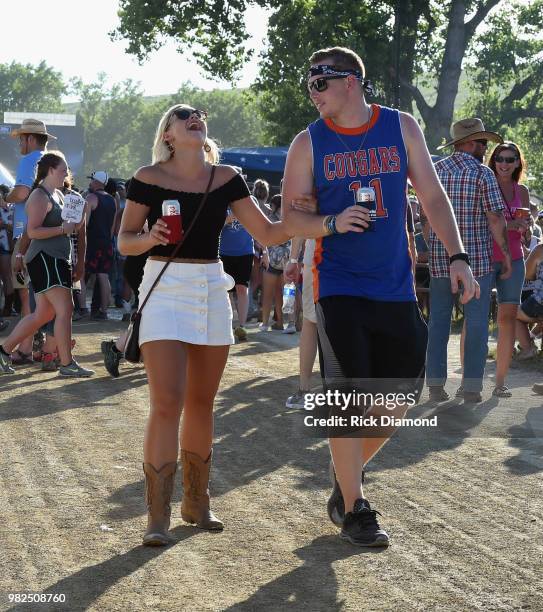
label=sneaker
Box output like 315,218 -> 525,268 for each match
0,320 -> 8,333
58,359 -> 95,378
455,386 -> 464,398
233,326 -> 248,342
282,322 -> 296,334
285,389 -> 312,409
428,386 -> 450,402
258,323 -> 270,332
515,345 -> 538,361
340,498 -> 389,547
72,310 -> 84,321
101,340 -> 123,378
532,383 -> 543,395
0,347 -> 14,374
327,461 -> 366,528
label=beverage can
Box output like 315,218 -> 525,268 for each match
356,186 -> 376,231
162,200 -> 181,216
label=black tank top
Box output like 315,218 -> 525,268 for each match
87,191 -> 116,247
126,172 -> 251,259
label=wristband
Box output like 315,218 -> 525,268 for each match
322,215 -> 331,235
449,252 -> 470,266
327,214 -> 339,235
289,258 -> 299,264
15,253 -> 24,259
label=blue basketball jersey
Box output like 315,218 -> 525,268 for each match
308,104 -> 415,302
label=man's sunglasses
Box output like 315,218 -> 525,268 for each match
173,108 -> 208,121
474,139 -> 488,146
495,155 -> 518,163
307,75 -> 346,93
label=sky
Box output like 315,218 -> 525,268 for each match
1,0 -> 269,100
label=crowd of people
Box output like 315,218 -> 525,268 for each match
0,45 -> 542,550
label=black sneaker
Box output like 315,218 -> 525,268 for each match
101,340 -> 123,377
327,461 -> 365,527
428,386 -> 450,402
340,498 -> 389,547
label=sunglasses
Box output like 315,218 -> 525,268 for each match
173,108 -> 208,121
307,75 -> 346,93
495,155 -> 518,164
474,139 -> 488,146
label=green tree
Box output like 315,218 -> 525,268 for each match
72,74 -> 148,178
0,61 -> 66,113
458,0 -> 543,193
72,77 -> 265,180
113,0 -> 543,153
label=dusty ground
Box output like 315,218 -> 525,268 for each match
0,314 -> 542,612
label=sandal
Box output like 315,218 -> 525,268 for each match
10,349 -> 34,365
492,385 -> 512,398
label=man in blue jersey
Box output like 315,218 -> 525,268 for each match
281,47 -> 479,547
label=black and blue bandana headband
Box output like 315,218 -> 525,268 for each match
307,65 -> 375,96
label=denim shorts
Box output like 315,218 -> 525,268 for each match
493,258 -> 525,305
520,295 -> 543,319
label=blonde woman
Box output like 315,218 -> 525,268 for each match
118,104 -> 324,545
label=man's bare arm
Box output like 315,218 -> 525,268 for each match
281,130 -> 369,237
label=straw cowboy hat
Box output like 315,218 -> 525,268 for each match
10,118 -> 56,139
437,117 -> 502,150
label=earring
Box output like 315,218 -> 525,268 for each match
165,140 -> 174,154
204,142 -> 211,153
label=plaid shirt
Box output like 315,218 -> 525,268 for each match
430,152 -> 504,278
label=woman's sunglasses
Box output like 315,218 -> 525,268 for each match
173,108 -> 208,121
494,154 -> 518,163
307,75 -> 346,93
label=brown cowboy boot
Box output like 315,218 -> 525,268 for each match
180,450 -> 223,531
142,462 -> 177,546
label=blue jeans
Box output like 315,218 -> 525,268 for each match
426,272 -> 493,393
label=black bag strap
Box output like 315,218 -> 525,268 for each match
135,165 -> 216,317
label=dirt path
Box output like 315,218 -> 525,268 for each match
0,317 -> 542,611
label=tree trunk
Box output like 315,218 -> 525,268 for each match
423,0 -> 467,151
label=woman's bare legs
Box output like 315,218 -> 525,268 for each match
142,340 -> 187,469
141,340 -> 229,467
495,303 -> 518,388
45,287 -> 74,366
181,344 -> 230,459
261,271 -> 276,327
1,296 -> 54,353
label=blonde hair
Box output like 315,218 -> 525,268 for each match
152,104 -> 219,165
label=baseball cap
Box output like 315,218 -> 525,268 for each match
87,171 -> 109,185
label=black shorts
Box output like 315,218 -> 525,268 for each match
221,254 -> 253,288
27,252 -> 72,294
314,295 -> 428,436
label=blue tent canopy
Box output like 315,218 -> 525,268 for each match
220,147 -> 288,174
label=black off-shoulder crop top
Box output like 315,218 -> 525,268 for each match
126,172 -> 251,259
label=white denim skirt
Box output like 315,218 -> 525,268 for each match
138,259 -> 235,347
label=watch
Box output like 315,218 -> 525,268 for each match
449,252 -> 471,266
